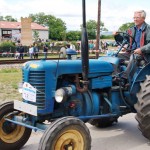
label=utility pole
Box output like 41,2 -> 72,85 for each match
95,0 -> 101,58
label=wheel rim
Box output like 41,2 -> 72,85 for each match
0,117 -> 26,143
54,129 -> 84,150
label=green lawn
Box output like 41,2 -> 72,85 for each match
0,68 -> 22,102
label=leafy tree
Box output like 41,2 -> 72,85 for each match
118,22 -> 134,31
49,18 -> 66,41
29,12 -> 66,41
81,20 -> 108,39
33,30 -> 39,42
86,20 -> 97,39
0,15 -> 17,22
0,16 -> 4,21
5,15 -> 17,22
66,31 -> 81,41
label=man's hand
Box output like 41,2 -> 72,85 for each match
121,47 -> 127,52
134,48 -> 142,55
117,44 -> 128,52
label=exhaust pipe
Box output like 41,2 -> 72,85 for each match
81,0 -> 89,90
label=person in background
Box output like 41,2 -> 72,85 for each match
17,43 -> 24,59
104,41 -> 109,50
43,44 -> 49,59
60,46 -> 67,58
70,43 -> 76,50
49,42 -> 53,52
33,43 -> 39,59
88,40 -> 94,50
15,43 -> 20,59
20,44 -> 24,59
29,44 -> 34,59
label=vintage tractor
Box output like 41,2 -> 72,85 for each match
0,1 -> 150,150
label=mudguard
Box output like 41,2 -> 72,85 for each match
130,62 -> 150,103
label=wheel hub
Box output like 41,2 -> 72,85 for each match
64,142 -> 74,150
2,121 -> 17,134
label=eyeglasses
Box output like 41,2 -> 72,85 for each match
133,17 -> 142,20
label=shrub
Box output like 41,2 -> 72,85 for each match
0,41 -> 16,53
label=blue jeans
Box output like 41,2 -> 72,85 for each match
44,52 -> 47,59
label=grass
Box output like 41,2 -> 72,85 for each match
0,68 -> 22,102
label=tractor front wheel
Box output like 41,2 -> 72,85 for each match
0,101 -> 32,150
134,75 -> 150,140
38,117 -> 91,150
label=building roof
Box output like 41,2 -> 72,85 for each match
0,21 -> 48,30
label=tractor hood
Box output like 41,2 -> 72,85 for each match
23,59 -> 113,77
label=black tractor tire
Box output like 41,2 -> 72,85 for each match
38,116 -> 91,150
0,101 -> 32,150
134,75 -> 150,140
88,117 -> 118,128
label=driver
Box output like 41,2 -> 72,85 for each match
119,10 -> 150,80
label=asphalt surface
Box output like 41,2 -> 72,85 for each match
21,113 -> 150,150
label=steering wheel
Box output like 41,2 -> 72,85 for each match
114,32 -> 137,52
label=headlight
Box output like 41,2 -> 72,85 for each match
55,89 -> 66,103
55,85 -> 76,103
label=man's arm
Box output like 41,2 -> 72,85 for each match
134,42 -> 150,55
140,42 -> 150,54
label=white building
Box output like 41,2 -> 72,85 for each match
0,21 -> 49,43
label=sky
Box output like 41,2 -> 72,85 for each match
0,0 -> 150,31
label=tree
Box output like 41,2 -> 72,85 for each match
118,22 -> 134,31
5,15 -> 17,22
0,16 -> 4,21
86,20 -> 97,39
0,15 -> 17,22
66,31 -> 81,41
80,19 -> 108,40
33,30 -> 39,42
49,18 -> 66,41
29,12 -> 67,41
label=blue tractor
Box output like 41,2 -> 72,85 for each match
0,1 -> 150,150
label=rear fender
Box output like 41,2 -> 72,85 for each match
130,62 -> 150,97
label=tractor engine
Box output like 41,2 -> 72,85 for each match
21,58 -> 113,122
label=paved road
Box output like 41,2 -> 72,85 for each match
21,113 -> 150,150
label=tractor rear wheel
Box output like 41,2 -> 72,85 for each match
0,101 -> 32,150
134,75 -> 150,140
38,116 -> 91,150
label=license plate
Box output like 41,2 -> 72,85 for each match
14,100 -> 37,116
22,82 -> 36,102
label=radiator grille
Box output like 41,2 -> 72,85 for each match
23,71 -> 46,110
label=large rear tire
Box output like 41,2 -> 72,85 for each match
38,116 -> 91,150
0,101 -> 32,150
134,75 -> 150,140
